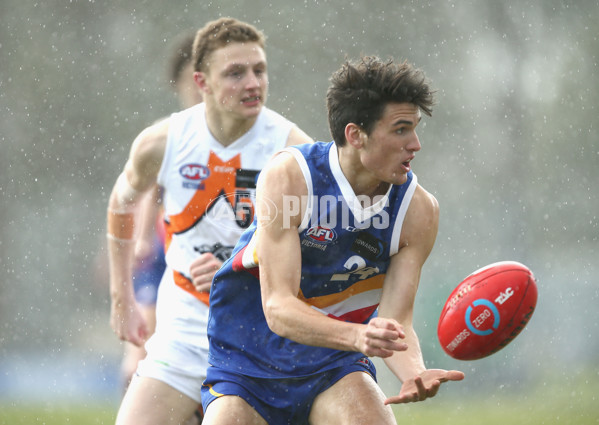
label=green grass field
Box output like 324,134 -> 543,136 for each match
0,403 -> 117,425
1,375 -> 597,425
392,371 -> 599,425
395,391 -> 598,425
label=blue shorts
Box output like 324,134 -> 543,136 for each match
132,239 -> 166,305
201,357 -> 377,425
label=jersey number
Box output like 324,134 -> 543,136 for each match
330,255 -> 379,281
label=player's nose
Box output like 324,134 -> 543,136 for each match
407,133 -> 421,152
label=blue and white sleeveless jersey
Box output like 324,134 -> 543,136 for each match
207,141 -> 418,378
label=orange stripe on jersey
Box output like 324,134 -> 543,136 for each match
173,270 -> 210,306
298,274 -> 385,309
168,151 -> 241,234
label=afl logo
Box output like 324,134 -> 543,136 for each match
306,226 -> 336,244
180,164 -> 210,181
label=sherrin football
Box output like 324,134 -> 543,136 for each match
437,261 -> 538,361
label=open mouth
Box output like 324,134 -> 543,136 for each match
242,95 -> 261,105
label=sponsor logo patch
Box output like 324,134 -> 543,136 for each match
465,299 -> 500,336
235,169 -> 260,189
351,233 -> 386,261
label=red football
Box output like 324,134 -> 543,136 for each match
437,261 -> 538,361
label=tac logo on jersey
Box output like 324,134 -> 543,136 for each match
306,226 -> 336,244
180,163 -> 210,181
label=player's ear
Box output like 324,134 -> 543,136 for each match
194,71 -> 211,94
345,123 -> 365,149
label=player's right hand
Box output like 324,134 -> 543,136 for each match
110,299 -> 148,347
357,317 -> 408,358
385,369 -> 465,404
189,253 -> 222,292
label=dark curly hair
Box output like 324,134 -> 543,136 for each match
326,56 -> 435,146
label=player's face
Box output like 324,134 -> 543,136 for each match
360,103 -> 422,186
200,41 -> 268,120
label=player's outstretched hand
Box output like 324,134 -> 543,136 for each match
189,252 -> 222,292
385,369 -> 465,404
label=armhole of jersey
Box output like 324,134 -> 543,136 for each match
156,116 -> 175,187
279,116 -> 294,148
389,174 -> 418,256
280,147 -> 313,232
261,107 -> 293,150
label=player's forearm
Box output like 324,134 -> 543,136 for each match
107,210 -> 136,300
107,238 -> 136,301
383,326 -> 426,382
136,187 -> 161,243
263,294 -> 362,352
106,172 -> 143,301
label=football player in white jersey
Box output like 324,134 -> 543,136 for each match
107,18 -> 312,425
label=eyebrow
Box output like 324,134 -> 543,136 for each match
224,61 -> 266,71
223,63 -> 246,72
393,116 -> 422,127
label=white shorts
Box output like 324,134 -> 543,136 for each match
136,268 -> 210,403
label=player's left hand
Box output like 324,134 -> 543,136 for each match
189,253 -> 222,292
385,369 -> 465,404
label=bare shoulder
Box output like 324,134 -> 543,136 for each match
285,125 -> 314,147
259,150 -> 306,197
131,119 -> 169,164
410,184 -> 439,219
128,118 -> 170,180
257,150 -> 308,229
398,184 -> 439,252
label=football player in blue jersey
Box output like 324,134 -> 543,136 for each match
201,56 -> 464,425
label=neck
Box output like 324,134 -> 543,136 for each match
336,145 -> 390,201
204,104 -> 259,147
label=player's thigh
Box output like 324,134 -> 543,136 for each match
309,371 -> 396,425
116,376 -> 199,425
202,395 -> 267,425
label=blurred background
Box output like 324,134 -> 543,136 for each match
1,0 -> 597,422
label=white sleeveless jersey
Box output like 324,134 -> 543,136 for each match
156,102 -> 293,304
